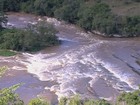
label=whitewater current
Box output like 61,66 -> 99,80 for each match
1,13 -> 140,102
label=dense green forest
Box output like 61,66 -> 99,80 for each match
1,0 -> 140,37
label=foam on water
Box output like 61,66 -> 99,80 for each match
94,55 -> 140,89
6,13 -> 140,101
46,17 -> 61,26
19,40 -> 140,100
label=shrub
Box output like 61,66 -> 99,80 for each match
29,98 -> 50,105
59,97 -> 67,105
68,95 -> 81,105
0,66 -> 7,77
0,84 -> 24,105
117,88 -> 140,105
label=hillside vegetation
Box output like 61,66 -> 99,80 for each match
1,0 -> 140,37
101,0 -> 140,16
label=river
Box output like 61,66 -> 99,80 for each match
0,13 -> 140,105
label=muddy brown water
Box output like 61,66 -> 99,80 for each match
0,13 -> 140,105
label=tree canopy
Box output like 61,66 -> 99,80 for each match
1,0 -> 140,37
0,0 -> 7,30
0,21 -> 59,51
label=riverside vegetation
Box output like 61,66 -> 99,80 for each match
0,2 -> 59,52
0,22 -> 59,51
1,0 -> 140,37
0,85 -> 140,105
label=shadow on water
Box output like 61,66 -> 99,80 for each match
40,38 -> 80,54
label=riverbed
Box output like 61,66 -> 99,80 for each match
0,13 -> 140,105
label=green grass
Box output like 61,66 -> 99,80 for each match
0,50 -> 17,56
101,0 -> 140,16
88,0 -> 140,16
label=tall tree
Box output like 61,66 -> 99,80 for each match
0,0 -> 7,30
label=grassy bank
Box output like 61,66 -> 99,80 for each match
0,50 -> 16,56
